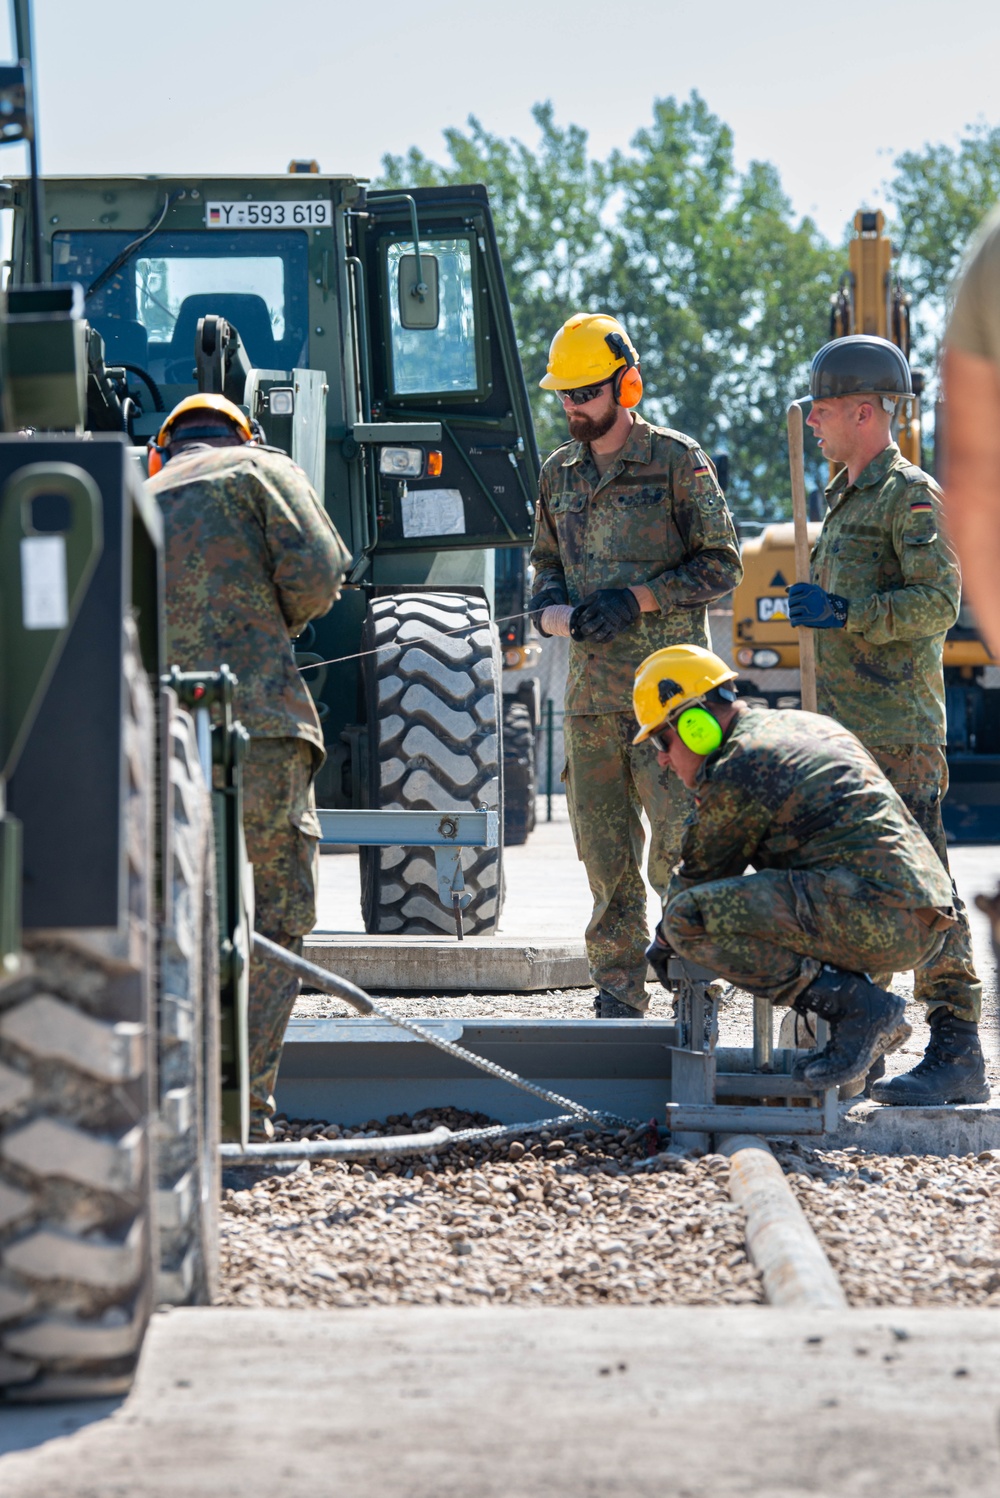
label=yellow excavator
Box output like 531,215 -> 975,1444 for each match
731,210 -> 1000,840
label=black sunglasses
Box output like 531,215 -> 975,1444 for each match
558,378 -> 613,405
648,728 -> 674,754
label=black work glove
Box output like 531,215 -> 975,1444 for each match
569,587 -> 641,644
528,584 -> 568,637
786,582 -> 848,629
645,929 -> 674,987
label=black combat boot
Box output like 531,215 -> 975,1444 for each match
790,966 -> 909,1090
869,1008 -> 991,1106
594,991 -> 645,1019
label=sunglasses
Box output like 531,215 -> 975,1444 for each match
558,378 -> 613,405
648,727 -> 675,754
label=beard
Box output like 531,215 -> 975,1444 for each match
566,405 -> 619,443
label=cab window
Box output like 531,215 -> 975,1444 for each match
386,236 -> 480,396
51,229 -> 310,381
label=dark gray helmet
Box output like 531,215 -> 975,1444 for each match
809,335 -> 913,401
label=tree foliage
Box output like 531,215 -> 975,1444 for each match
385,95 -> 1000,518
885,123 -> 1000,366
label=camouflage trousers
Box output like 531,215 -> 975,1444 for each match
662,866 -> 947,1008
243,737 -> 322,1133
564,710 -> 692,1010
868,745 -> 981,1023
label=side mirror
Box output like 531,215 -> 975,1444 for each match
397,253 -> 439,330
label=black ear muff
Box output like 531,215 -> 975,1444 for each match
605,331 -> 643,408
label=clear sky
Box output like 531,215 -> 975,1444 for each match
2,0 -> 998,243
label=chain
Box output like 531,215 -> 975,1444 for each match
252,933 -> 624,1130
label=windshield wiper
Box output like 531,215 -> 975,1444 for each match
85,191 -> 181,302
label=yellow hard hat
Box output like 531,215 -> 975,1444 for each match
539,312 -> 639,391
632,645 -> 737,745
154,393 -> 253,449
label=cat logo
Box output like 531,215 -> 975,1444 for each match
757,596 -> 791,623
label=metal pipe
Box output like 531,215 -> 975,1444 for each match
752,995 -> 773,1072
546,698 -> 554,822
722,1134 -> 847,1309
221,1126 -> 452,1165
371,192 -> 425,300
195,707 -> 212,789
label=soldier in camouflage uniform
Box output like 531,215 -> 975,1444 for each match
529,313 -> 742,1017
788,335 -> 989,1105
147,394 -> 349,1138
636,646 -> 954,1090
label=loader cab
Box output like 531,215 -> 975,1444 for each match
4,174 -> 541,880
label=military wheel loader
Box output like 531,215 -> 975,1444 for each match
2,167 -> 541,929
731,209 -> 1000,841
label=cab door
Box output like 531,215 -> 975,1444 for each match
363,184 -> 539,550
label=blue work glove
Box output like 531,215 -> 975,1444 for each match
786,582 -> 848,629
570,587 -> 641,644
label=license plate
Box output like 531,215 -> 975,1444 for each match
205,200 -> 330,228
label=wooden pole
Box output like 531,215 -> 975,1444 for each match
787,401 -> 818,713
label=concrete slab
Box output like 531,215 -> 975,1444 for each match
302,934 -> 590,992
829,1100 -> 1000,1156
1,1306 -> 998,1497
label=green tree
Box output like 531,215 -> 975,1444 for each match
380,103 -> 609,455
601,96 -> 839,516
886,122 -> 1000,364
379,94 -> 841,517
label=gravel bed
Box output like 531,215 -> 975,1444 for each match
220,1114 -> 764,1309
773,1142 -> 1000,1306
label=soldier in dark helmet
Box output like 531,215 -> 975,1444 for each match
786,335 -> 988,1106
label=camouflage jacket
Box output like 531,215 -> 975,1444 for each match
529,415 -> 743,714
148,445 -> 349,755
667,706 -> 953,911
810,443 -> 960,747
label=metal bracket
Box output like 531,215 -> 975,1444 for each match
317,807 -> 498,938
664,955 -> 837,1144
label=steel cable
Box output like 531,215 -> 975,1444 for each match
251,933 -> 625,1131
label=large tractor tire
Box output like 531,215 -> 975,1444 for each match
156,704 -> 220,1306
502,701 -> 537,847
0,625 -> 157,1399
360,591 -> 503,935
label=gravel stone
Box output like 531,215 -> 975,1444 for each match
220,1113 -> 764,1309
773,1143 -> 1000,1306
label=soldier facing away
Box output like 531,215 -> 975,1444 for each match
529,313 -> 743,1018
640,646 -> 957,1091
147,394 -> 350,1140
786,335 -> 989,1106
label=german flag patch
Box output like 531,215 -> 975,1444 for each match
910,499 -> 934,512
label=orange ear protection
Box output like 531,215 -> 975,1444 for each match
605,331 -> 643,409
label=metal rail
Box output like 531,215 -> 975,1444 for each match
316,807 -> 498,940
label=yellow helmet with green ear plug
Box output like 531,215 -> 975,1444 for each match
632,645 -> 737,752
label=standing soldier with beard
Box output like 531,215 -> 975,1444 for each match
529,313 -> 743,1018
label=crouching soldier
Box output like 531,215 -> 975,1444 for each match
637,645 -> 958,1092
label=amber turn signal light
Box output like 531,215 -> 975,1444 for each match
427,450 -> 443,477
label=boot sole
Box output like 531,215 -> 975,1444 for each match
801,1018 -> 911,1092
